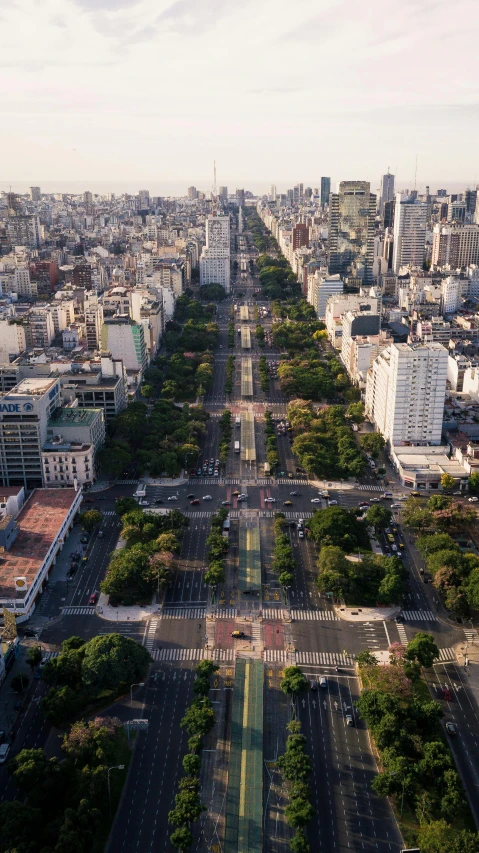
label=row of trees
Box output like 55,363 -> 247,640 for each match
169,660 -> 219,852
204,509 -> 229,587
218,408 -> 233,463
277,719 -> 314,853
272,515 -> 296,588
0,716 -> 130,853
288,401 -> 366,479
256,254 -> 300,301
228,322 -> 235,348
40,633 -> 151,726
315,544 -> 406,606
244,209 -> 278,254
278,351 -> 352,402
101,505 -> 188,604
255,323 -> 265,348
272,320 -> 326,353
225,355 -> 235,394
264,410 -> 279,469
258,356 -> 270,392
415,529 -> 479,616
357,635 -> 479,849
272,299 -> 317,321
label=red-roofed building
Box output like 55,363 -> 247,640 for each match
0,488 -> 82,621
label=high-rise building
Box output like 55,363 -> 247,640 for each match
7,215 -> 41,248
29,187 -> 41,202
187,186 -> 198,200
219,186 -> 228,200
465,188 -> 477,218
365,342 -> 448,446
200,215 -> 231,292
83,191 -> 93,215
384,199 -> 395,230
269,185 -> 277,202
138,189 -> 150,210
101,317 -> 148,375
307,271 -> 343,319
235,189 -> 245,207
447,200 -> 467,223
328,181 -> 376,283
392,193 -> 427,273
379,172 -> 395,216
432,224 -> 479,269
320,177 -> 331,207
292,223 -> 310,251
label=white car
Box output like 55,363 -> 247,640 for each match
469,496 -> 479,502
311,498 -> 321,503
237,494 -> 248,500
370,497 -> 380,503
167,495 -> 178,502
328,500 -> 338,506
264,497 -> 276,503
202,495 -> 213,501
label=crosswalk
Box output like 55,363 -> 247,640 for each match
144,618 -> 159,652
152,647 -> 234,662
62,606 -> 96,615
184,511 -> 214,518
400,609 -> 436,621
103,511 -> 116,517
263,649 -> 289,662
116,479 -> 139,485
296,651 -> 355,667
189,479 -> 221,485
464,629 -> 478,644
291,609 -> 339,621
357,484 -> 383,492
224,479 -> 241,485
396,623 -> 408,644
277,478 -> 308,485
437,647 -> 456,662
262,607 -> 288,620
41,651 -> 59,661
161,607 -> 206,620
215,608 -> 237,618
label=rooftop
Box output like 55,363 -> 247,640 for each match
0,489 -> 79,599
2,377 -> 58,398
48,407 -> 102,428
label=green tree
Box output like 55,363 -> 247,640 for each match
114,496 -> 139,517
0,801 -> 41,852
290,828 -> 311,853
280,666 -> 309,697
440,472 -> 455,491
41,685 -> 80,725
8,748 -> 57,796
80,509 -> 103,532
11,672 -> 29,692
26,645 -> 43,670
468,472 -> 479,495
360,432 -> 385,458
182,753 -> 201,775
356,650 -> 378,667
285,797 -> 315,828
81,633 -> 151,694
365,505 -> 392,530
308,506 -> 369,551
180,699 -> 216,736
346,402 -> 365,424
170,826 -> 194,852
406,632 -> 439,669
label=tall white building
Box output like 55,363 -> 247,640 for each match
0,319 -> 26,364
269,185 -> 277,202
392,194 -> 427,273
365,342 -> 448,446
440,275 -> 461,315
200,215 -> 231,292
307,271 -> 343,319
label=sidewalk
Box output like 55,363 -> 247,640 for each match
335,605 -> 399,622
453,632 -> 479,714
96,592 -> 159,622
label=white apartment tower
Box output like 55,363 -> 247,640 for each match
200,215 -> 231,292
392,193 -> 427,273
365,342 -> 448,446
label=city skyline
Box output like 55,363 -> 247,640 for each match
1,0 -> 478,184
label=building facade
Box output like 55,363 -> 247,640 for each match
392,194 -> 427,273
328,181 -> 376,283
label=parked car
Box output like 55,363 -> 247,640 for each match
0,744 -> 11,764
469,496 -> 478,502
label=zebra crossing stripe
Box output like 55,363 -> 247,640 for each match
116,480 -> 139,485
62,606 -> 96,615
262,608 -> 287,620
396,624 -> 408,644
400,610 -> 436,621
295,651 -> 355,667
263,649 -> 288,662
291,609 -> 339,621
144,618 -> 159,651
41,651 -> 59,661
464,630 -> 478,642
103,511 -> 116,516
151,647 -> 234,662
437,648 -> 456,662
161,608 -> 206,620
215,608 -> 238,619
357,484 -> 383,492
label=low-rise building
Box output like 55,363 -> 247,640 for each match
41,439 -> 95,488
391,445 -> 468,491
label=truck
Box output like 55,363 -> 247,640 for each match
234,440 -> 240,453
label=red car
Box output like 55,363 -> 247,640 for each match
89,592 -> 98,605
190,499 -> 200,505
443,687 -> 452,701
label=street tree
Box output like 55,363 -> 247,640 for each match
440,472 -> 455,491
26,645 -> 43,670
280,666 -> 309,697
365,505 -> 392,530
80,509 -> 103,532
360,432 -> 385,458
406,632 -> 439,669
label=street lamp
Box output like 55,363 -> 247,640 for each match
107,764 -> 125,816
130,682 -> 145,706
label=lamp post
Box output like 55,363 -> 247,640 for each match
130,682 -> 145,707
107,765 -> 125,816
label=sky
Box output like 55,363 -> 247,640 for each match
1,0 -> 479,195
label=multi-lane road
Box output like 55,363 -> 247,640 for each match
2,221 -> 479,851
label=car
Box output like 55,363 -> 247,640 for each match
391,503 -> 402,509
208,468 -> 213,475
0,743 -> 11,764
215,460 -> 220,466
394,615 -> 403,623
231,630 -> 245,638
453,491 -> 462,496
445,721 -> 457,736
190,499 -> 200,505
196,468 -> 202,476
381,492 -> 393,499
443,687 -> 452,701
139,500 -> 150,506
80,535 -> 89,544
0,730 -> 5,744
283,500 -> 292,506
222,500 -> 231,506
345,714 -> 354,727
85,497 -> 94,503
310,680 -> 318,691
370,497 -> 380,503
187,494 -> 196,499
369,460 -> 376,469
168,495 -> 178,501
203,495 -> 213,501
24,627 -> 39,637
288,473 -> 294,479
264,497 -> 276,503
298,530 -> 304,538
290,491 -> 301,496
319,676 -> 327,688
154,499 -> 164,505
359,504 -> 369,511
387,534 -> 395,543
411,491 -> 420,497
328,500 -> 338,506
89,592 -> 98,605
233,490 -> 240,496
321,491 -> 330,499
311,498 -> 321,503
237,494 -> 248,500
469,496 -> 479,502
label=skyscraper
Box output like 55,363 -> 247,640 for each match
269,185 -> 277,202
138,190 -> 150,210
187,186 -> 197,200
320,177 -> 331,207
328,181 -> 376,283
200,215 -> 231,292
219,186 -> 228,200
392,193 -> 427,273
29,187 -> 41,202
379,171 -> 395,216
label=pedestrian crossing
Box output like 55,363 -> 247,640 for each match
262,607 -> 288,620
152,647 -> 235,662
144,618 -> 159,652
436,647 -> 456,662
357,484 -> 383,492
161,607 -> 206,620
291,609 -> 339,621
184,511 -> 214,518
41,651 -> 59,661
215,608 -> 237,618
189,479 -> 221,485
400,609 -> 436,621
62,606 -> 96,615
296,650 -> 355,667
277,479 -> 308,485
116,479 -> 139,485
103,511 -> 116,516
263,649 -> 289,662
224,479 -> 241,485
464,629 -> 478,643
396,623 -> 408,644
